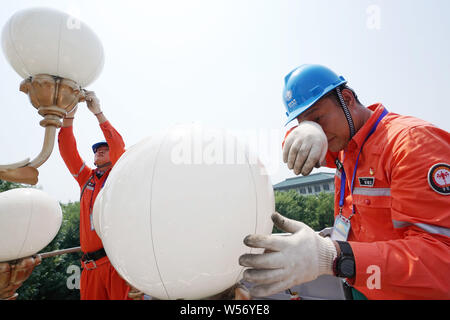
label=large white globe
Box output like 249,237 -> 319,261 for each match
0,188 -> 62,262
93,124 -> 275,300
1,7 -> 104,87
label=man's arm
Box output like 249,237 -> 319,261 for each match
58,106 -> 92,187
349,125 -> 450,299
85,91 -> 126,164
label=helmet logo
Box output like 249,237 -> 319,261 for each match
285,90 -> 293,101
287,99 -> 298,111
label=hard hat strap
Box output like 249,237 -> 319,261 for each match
95,161 -> 112,169
336,87 -> 356,138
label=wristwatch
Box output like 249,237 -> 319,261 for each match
333,241 -> 356,279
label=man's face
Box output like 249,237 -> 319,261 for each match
296,96 -> 350,153
94,146 -> 110,167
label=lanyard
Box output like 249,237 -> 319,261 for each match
338,109 -> 388,219
87,170 -> 110,213
85,170 -> 110,231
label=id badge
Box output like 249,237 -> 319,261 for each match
331,215 -> 351,241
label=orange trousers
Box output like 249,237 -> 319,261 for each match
80,256 -> 131,300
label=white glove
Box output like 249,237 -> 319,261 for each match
84,90 -> 102,115
283,121 -> 328,176
239,212 -> 337,297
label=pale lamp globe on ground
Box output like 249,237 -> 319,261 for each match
93,124 -> 275,300
0,188 -> 62,262
2,7 -> 104,87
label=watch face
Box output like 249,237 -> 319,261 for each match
340,258 -> 355,278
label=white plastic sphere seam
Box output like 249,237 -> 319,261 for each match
233,140 -> 259,286
148,129 -> 171,300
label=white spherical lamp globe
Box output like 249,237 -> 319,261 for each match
94,124 -> 275,299
0,188 -> 62,262
1,7 -> 104,87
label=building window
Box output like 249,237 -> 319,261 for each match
299,188 -> 306,194
323,184 -> 330,191
307,186 -> 312,193
314,185 -> 321,193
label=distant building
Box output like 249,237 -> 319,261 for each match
273,172 -> 335,195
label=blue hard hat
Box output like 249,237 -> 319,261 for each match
92,142 -> 109,153
283,64 -> 347,126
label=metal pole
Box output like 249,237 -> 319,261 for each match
39,247 -> 82,259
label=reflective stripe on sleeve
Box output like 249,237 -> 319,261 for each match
353,187 -> 391,197
72,162 -> 86,178
393,220 -> 450,237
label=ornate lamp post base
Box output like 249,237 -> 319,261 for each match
0,75 -> 86,185
0,255 -> 42,300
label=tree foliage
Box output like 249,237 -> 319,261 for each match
274,190 -> 335,233
0,180 -> 30,192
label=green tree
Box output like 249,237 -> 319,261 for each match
274,190 -> 335,233
314,192 -> 335,231
0,180 -> 31,192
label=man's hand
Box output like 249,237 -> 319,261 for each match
204,283 -> 252,300
85,91 -> 102,115
125,282 -> 252,300
283,121 -> 328,176
127,284 -> 145,300
319,227 -> 334,238
239,212 -> 337,297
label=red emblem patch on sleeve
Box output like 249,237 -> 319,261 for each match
428,163 -> 450,195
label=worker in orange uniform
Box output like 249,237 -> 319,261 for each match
58,91 -> 131,300
239,64 -> 450,300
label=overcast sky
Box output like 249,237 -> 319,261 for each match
1,0 -> 449,203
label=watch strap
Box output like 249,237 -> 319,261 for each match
334,241 -> 355,278
336,241 -> 354,257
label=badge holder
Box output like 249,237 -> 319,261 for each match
331,214 -> 351,241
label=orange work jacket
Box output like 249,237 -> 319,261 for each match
58,121 -> 125,253
284,103 -> 450,299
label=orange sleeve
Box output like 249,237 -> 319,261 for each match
350,125 -> 450,299
99,121 -> 126,165
58,126 -> 92,188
